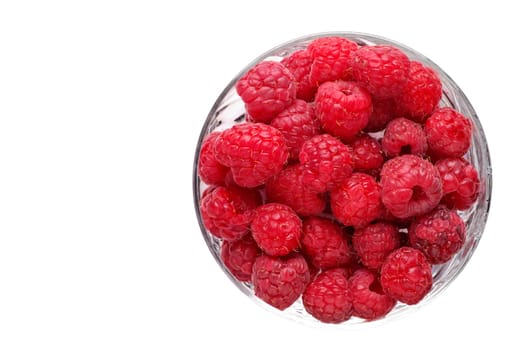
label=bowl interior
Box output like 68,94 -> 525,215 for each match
193,32 -> 492,327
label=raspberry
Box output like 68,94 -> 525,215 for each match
198,132 -> 229,186
201,185 -> 218,200
351,45 -> 410,99
330,173 -> 382,228
200,186 -> 261,241
425,107 -> 472,159
236,61 -> 296,123
382,117 -> 428,158
352,222 -> 401,270
315,81 -> 372,142
307,36 -> 358,86
348,134 -> 384,173
299,134 -> 353,193
301,216 -> 353,269
409,206 -> 466,264
302,268 -> 353,323
252,253 -> 310,310
281,49 -> 316,101
265,164 -> 326,216
397,61 -> 442,123
251,203 -> 302,257
270,100 -> 321,160
364,98 -> 397,133
380,247 -> 433,305
221,235 -> 261,282
435,158 -> 480,210
380,155 -> 442,219
349,269 -> 396,320
215,123 -> 288,188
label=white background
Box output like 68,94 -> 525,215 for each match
0,1 -> 523,349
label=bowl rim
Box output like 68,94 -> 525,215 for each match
192,31 -> 493,328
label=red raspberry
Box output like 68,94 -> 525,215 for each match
270,100 -> 321,160
315,81 -> 372,142
302,268 -> 353,323
397,61 -> 442,123
349,134 -> 384,173
435,158 -> 480,210
251,203 -> 302,257
215,123 -> 288,188
409,206 -> 466,264
265,164 -> 326,216
201,185 -> 218,200
351,45 -> 410,99
352,222 -> 401,270
198,132 -> 229,186
221,235 -> 261,282
301,216 -> 353,269
330,173 -> 382,228
380,247 -> 433,305
364,98 -> 397,133
200,186 -> 261,241
236,61 -> 296,123
349,269 -> 396,320
281,49 -> 316,101
380,155 -> 442,219
252,253 -> 310,310
425,107 -> 472,159
382,117 -> 428,158
307,36 -> 358,86
299,134 -> 354,193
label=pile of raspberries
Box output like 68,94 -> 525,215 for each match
197,36 -> 480,324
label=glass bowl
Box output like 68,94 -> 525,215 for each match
192,32 -> 492,327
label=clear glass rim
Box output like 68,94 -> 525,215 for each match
192,31 -> 493,328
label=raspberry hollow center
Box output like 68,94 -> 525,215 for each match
411,186 -> 427,202
400,145 -> 412,155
